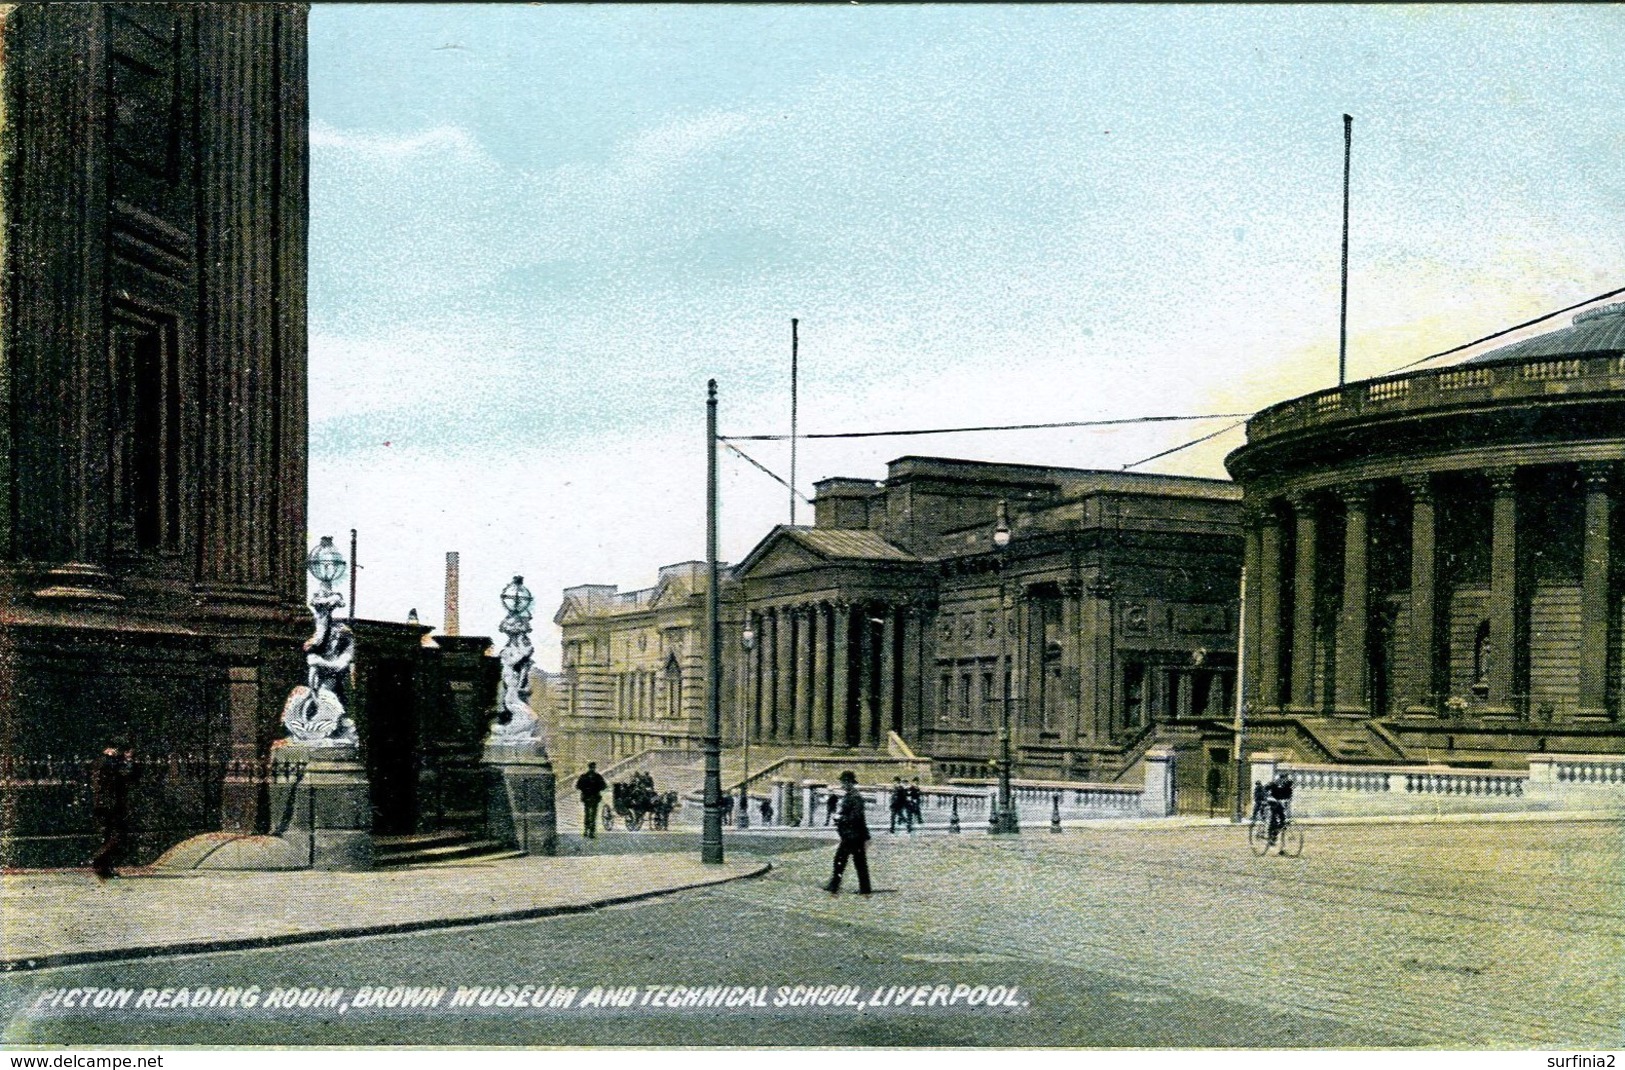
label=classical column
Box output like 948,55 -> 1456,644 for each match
1083,573 -> 1115,741
793,604 -> 813,742
1256,506 -> 1284,711
900,605 -> 924,744
1175,671 -> 1193,719
1061,580 -> 1083,744
1289,493 -> 1319,712
854,605 -> 876,746
811,603 -> 832,744
1485,468 -> 1520,716
1403,475 -> 1440,715
831,603 -> 853,746
1011,592 -> 1030,740
1335,483 -> 1371,716
874,606 -> 896,744
776,604 -> 796,738
1578,464 -> 1615,720
1240,515 -> 1263,715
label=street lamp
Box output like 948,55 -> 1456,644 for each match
992,501 -> 1019,834
307,535 -> 347,595
737,619 -> 755,829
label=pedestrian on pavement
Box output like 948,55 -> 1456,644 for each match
721,791 -> 734,827
825,791 -> 838,826
575,762 -> 608,839
90,747 -> 136,880
889,777 -> 906,833
1250,780 -> 1267,824
760,797 -> 773,825
825,770 -> 872,895
906,778 -> 923,832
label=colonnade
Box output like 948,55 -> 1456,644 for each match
1245,463 -> 1616,720
741,601 -> 924,747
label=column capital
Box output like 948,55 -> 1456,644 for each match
1242,500 -> 1279,528
1401,473 -> 1435,504
1486,466 -> 1518,493
1581,461 -> 1618,492
1334,481 -> 1372,509
1285,490 -> 1317,514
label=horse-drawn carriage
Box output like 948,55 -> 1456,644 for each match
602,772 -> 678,831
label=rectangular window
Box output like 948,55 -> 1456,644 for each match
940,672 -> 953,720
960,674 -> 973,720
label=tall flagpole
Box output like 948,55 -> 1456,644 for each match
789,318 -> 799,525
702,379 -> 724,864
1340,113 -> 1352,387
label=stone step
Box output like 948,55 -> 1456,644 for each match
372,837 -> 520,868
372,830 -> 474,854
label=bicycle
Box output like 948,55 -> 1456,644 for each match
1248,804 -> 1303,857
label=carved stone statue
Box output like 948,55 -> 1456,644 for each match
489,575 -> 544,747
282,538 -> 358,745
490,617 -> 539,741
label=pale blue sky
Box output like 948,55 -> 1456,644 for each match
307,4 -> 1625,656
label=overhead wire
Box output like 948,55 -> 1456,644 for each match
1382,283 -> 1625,374
723,440 -> 814,506
721,284 -> 1625,483
721,412 -> 1251,442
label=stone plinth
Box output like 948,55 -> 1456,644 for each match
483,739 -> 558,856
271,741 -> 373,871
1140,746 -> 1177,816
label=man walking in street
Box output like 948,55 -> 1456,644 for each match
824,770 -> 872,895
906,778 -> 923,832
889,777 -> 907,833
575,761 -> 607,839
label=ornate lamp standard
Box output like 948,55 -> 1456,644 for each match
991,501 -> 1020,834
737,620 -> 755,829
280,535 -> 358,746
488,576 -> 541,743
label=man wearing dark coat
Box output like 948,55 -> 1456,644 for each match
575,762 -> 608,838
824,770 -> 872,895
90,747 -> 136,879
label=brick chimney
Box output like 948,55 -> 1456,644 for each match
443,551 -> 460,636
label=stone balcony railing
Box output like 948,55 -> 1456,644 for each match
1246,352 -> 1625,445
1249,752 -> 1625,817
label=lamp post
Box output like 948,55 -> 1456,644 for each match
280,536 -> 358,745
737,619 -> 755,829
701,380 -> 724,864
992,501 -> 1019,834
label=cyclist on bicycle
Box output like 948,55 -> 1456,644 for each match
1265,771 -> 1294,847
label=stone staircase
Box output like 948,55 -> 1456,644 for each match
1295,718 -> 1405,763
371,830 -> 522,868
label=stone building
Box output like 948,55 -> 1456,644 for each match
554,457 -> 1244,806
1225,302 -> 1625,767
553,562 -> 740,764
0,5 -> 313,862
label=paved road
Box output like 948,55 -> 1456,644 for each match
3,818 -> 1620,1048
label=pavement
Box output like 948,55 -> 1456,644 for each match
6,815 -> 1621,1047
0,849 -> 769,972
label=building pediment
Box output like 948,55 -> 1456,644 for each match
553,595 -> 589,625
738,536 -> 827,578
